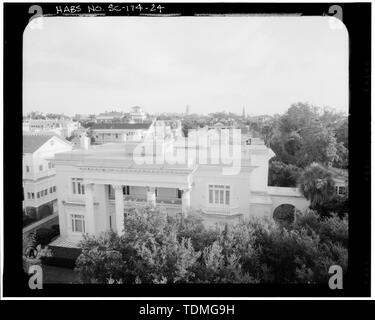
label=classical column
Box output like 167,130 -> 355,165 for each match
146,186 -> 156,206
181,187 -> 191,218
113,185 -> 124,235
84,183 -> 95,235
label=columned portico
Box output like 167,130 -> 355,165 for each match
146,186 -> 156,206
113,184 -> 124,235
181,187 -> 192,218
84,183 -> 96,234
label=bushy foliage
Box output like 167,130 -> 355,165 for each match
313,194 -> 348,218
268,160 -> 302,187
177,213 -> 220,251
76,206 -> 348,284
298,163 -> 336,208
273,204 -> 296,227
23,232 -> 52,273
294,210 -> 348,248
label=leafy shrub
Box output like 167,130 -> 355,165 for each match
75,205 -> 348,284
177,213 -> 220,251
268,160 -> 302,187
45,246 -> 81,269
273,204 -> 296,227
294,210 -> 348,247
313,195 -> 348,218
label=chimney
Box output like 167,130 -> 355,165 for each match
80,134 -> 90,150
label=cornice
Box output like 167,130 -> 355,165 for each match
78,165 -> 194,175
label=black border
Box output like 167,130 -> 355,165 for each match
3,2 -> 371,297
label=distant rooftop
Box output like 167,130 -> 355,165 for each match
97,111 -> 124,118
23,134 -> 57,153
91,122 -> 152,130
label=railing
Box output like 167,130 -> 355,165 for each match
108,194 -> 182,205
156,198 -> 182,205
201,205 -> 241,216
124,195 -> 147,202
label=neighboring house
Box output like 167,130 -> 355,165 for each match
51,131 -> 309,245
73,114 -> 91,121
96,111 -> 124,123
207,122 -> 235,130
90,122 -> 154,144
23,119 -> 80,138
152,120 -> 183,139
23,134 -> 73,219
327,167 -> 348,196
129,106 -> 147,123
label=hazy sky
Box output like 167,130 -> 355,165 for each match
23,16 -> 348,116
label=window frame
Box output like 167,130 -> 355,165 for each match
337,186 -> 346,195
71,178 -> 85,195
71,214 -> 85,233
208,184 -> 230,206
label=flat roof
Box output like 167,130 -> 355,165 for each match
91,122 -> 152,130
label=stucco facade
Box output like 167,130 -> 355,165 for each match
52,131 -> 309,244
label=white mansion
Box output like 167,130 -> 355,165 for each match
23,134 -> 73,219
51,126 -> 309,245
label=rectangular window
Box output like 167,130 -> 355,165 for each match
214,190 -> 219,204
37,192 -> 40,198
49,187 -> 53,193
209,185 -> 230,205
71,214 -> 85,233
27,192 -> 31,199
72,178 -> 85,195
44,189 -> 48,196
39,165 -> 43,171
31,193 -> 35,199
53,186 -> 56,192
124,186 -> 130,195
26,166 -> 30,173
338,186 -> 346,195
